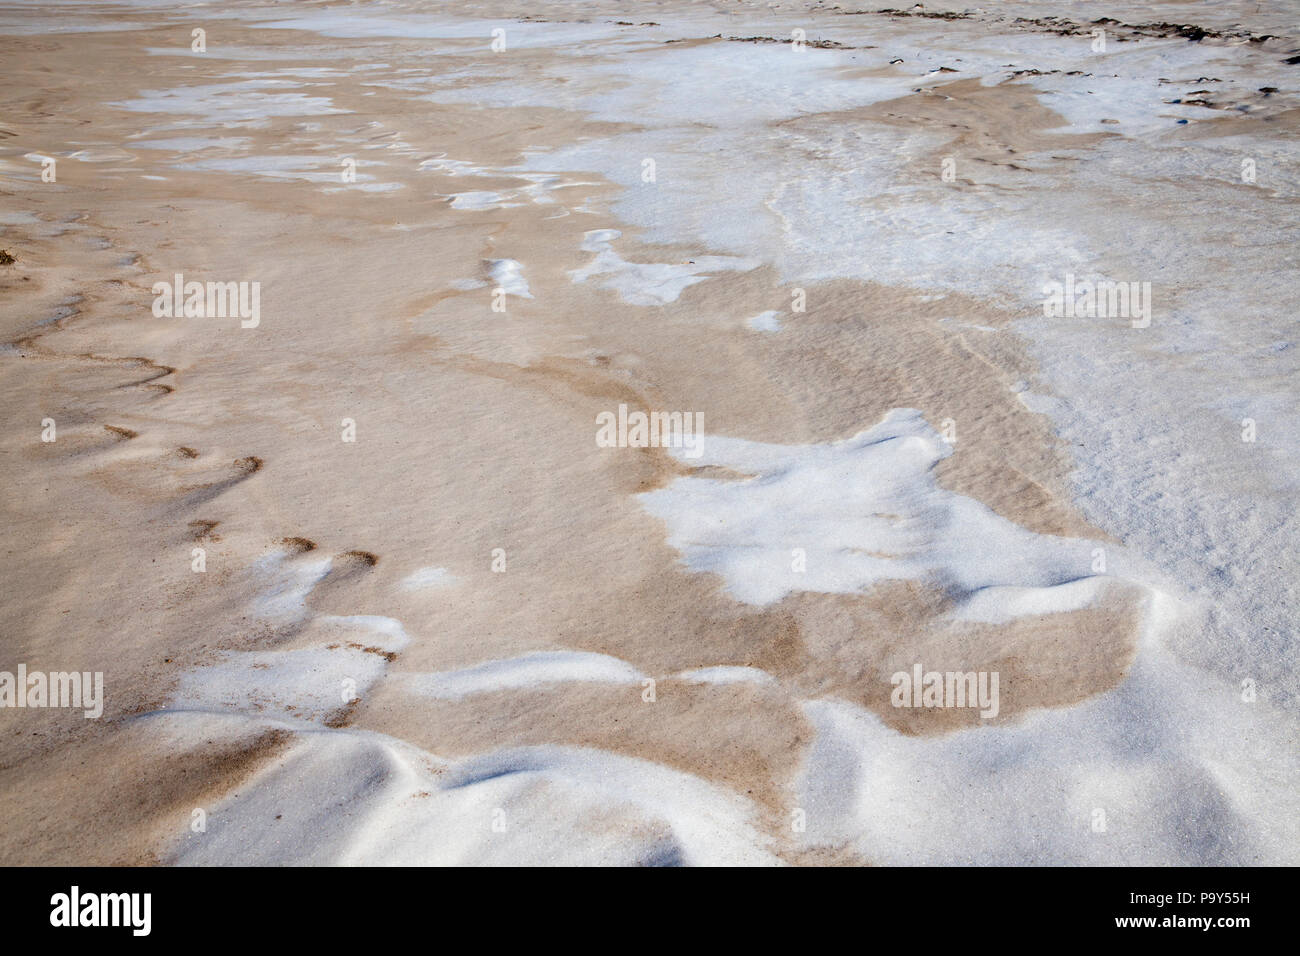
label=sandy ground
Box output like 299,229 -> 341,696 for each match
1,0 -> 1297,865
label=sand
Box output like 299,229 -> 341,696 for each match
1,0 -> 1297,865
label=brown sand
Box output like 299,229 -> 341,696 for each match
0,3 -> 1164,864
